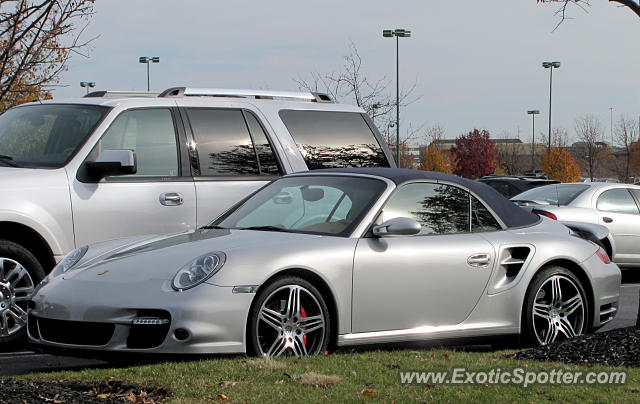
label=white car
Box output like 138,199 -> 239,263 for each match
513,182 -> 640,268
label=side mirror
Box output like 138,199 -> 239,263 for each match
85,149 -> 137,180
372,217 -> 421,237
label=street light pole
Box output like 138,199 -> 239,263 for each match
527,110 -> 540,172
80,81 -> 95,95
542,61 -> 560,152
383,28 -> 411,168
139,56 -> 160,91
610,107 -> 614,146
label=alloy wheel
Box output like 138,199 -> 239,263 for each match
532,274 -> 585,346
256,284 -> 326,357
0,257 -> 34,337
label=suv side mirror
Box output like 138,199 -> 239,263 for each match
372,217 -> 421,237
85,149 -> 137,180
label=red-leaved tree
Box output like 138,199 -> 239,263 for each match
451,129 -> 498,179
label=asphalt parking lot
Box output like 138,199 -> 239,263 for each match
1,273 -> 638,377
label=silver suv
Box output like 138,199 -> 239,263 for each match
0,87 -> 393,344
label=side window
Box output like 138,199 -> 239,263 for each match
382,183 -> 470,235
279,110 -> 390,169
597,189 -> 640,214
99,109 -> 178,177
471,195 -> 502,232
186,109 -> 259,176
244,111 -> 281,176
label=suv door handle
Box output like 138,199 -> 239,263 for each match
159,192 -> 184,206
603,217 -> 613,223
467,253 -> 491,267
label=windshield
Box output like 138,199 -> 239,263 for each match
0,104 -> 108,168
512,184 -> 590,206
213,176 -> 387,236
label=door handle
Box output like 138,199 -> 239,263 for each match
467,253 -> 491,267
603,217 -> 613,223
159,192 -> 184,206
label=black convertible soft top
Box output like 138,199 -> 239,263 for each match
313,168 -> 540,229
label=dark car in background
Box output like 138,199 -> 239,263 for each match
478,175 -> 560,198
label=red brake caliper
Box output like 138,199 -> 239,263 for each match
300,306 -> 307,345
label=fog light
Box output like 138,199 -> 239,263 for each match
174,328 -> 189,341
132,317 -> 170,325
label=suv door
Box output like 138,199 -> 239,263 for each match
595,187 -> 640,265
352,182 -> 498,333
180,107 -> 284,226
71,108 -> 197,246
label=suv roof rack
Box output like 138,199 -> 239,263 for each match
157,87 -> 334,103
84,91 -> 159,98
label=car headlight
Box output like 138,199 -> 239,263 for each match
49,246 -> 89,279
172,252 -> 226,291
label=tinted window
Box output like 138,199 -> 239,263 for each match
245,111 -> 280,175
631,189 -> 640,204
382,183 -> 470,235
486,180 -> 521,198
512,184 -> 590,206
99,109 -> 178,177
187,109 -> 259,176
471,195 -> 502,232
279,110 -> 390,169
215,176 -> 386,236
597,189 -> 639,214
0,105 -> 106,168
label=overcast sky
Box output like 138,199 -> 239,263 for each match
54,0 -> 640,145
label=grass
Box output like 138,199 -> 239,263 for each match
17,348 -> 640,403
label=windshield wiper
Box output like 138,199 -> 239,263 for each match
237,225 -> 290,232
200,225 -> 227,230
0,155 -> 20,167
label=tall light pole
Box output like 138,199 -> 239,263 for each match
139,56 -> 160,91
609,107 -> 614,146
527,110 -> 540,172
80,81 -> 95,95
383,28 -> 411,167
542,61 -> 560,152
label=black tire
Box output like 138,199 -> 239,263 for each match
247,276 -> 331,357
0,240 -> 45,349
521,266 -> 589,347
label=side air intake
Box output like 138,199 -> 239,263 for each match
488,245 -> 533,294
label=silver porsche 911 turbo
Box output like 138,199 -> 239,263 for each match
28,168 -> 621,356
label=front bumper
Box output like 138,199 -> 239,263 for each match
28,277 -> 254,354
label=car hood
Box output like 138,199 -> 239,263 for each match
62,229 -> 326,284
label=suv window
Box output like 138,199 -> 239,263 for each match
0,104 -> 107,168
244,111 -> 280,176
382,183 -> 470,235
186,109 -> 279,177
597,189 -> 639,214
485,180 -> 521,198
99,108 -> 179,177
279,110 -> 390,169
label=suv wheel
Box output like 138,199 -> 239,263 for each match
0,240 -> 45,347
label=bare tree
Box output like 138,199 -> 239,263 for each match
574,114 -> 607,181
613,115 -> 639,182
538,1 -> 640,29
0,0 -> 96,112
497,131 -> 528,175
425,124 -> 446,148
295,42 -> 422,153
